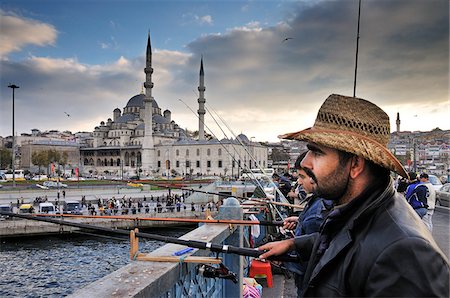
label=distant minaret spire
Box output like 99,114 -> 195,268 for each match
396,112 -> 401,132
197,56 -> 206,141
142,31 -> 155,173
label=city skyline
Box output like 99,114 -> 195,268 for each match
1,0 -> 449,142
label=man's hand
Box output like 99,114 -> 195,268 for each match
283,216 -> 299,230
257,239 -> 295,260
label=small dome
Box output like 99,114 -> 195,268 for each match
236,134 -> 250,143
113,108 -> 121,112
153,114 -> 170,124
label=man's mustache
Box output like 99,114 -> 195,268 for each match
303,168 -> 318,184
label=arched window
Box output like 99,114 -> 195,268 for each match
186,149 -> 189,156
117,158 -> 121,166
176,149 -> 179,156
218,148 -> 222,156
207,149 -> 211,156
131,152 -> 136,167
137,152 -> 142,167
197,148 -> 200,156
97,158 -> 102,166
84,158 -> 89,165
89,158 -> 94,166
125,152 -> 130,166
157,150 -> 161,157
110,158 -> 114,166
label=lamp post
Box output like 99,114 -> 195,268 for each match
8,84 -> 19,188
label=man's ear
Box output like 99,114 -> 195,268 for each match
349,155 -> 365,179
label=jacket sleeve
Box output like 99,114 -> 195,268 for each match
294,233 -> 318,262
364,237 -> 449,297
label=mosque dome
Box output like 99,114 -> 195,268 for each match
236,134 -> 250,144
125,94 -> 159,109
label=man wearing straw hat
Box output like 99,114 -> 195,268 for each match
258,94 -> 449,297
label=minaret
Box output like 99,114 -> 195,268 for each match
141,32 -> 155,174
197,57 -> 206,141
396,112 -> 401,132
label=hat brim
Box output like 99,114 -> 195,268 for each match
279,128 -> 408,179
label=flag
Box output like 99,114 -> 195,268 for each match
75,167 -> 79,178
51,163 -> 55,173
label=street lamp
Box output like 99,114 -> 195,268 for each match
8,84 -> 19,188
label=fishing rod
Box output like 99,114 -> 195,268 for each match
179,98 -> 287,220
35,213 -> 284,226
1,212 -> 299,263
206,104 -> 292,206
152,183 -> 305,209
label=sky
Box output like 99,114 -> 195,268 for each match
0,0 -> 448,142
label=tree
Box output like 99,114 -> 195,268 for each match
0,149 -> 12,169
270,148 -> 290,162
32,151 -> 48,174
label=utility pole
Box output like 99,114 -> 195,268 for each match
8,84 -> 19,188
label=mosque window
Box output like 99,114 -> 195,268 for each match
218,148 -> 222,156
186,160 -> 190,168
207,149 -> 211,156
110,158 -> 114,166
157,150 -> 161,157
186,149 -> 189,156
131,152 -> 136,167
176,149 -> 179,156
125,152 -> 130,166
158,161 -> 161,168
137,152 -> 142,166
97,158 -> 101,166
176,160 -> 180,168
196,160 -> 200,168
207,161 -> 211,168
218,160 -> 222,168
197,149 -> 200,156
117,158 -> 121,166
84,158 -> 89,165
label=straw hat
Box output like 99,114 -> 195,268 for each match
279,94 -> 408,178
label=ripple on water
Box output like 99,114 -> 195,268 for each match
0,227 -> 191,297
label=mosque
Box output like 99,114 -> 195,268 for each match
80,34 -> 268,178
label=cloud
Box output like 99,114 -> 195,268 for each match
0,9 -> 57,59
0,1 -> 448,142
182,13 -> 213,26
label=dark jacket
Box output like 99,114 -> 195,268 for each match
295,179 -> 449,297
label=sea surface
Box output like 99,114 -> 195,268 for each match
0,227 -> 193,297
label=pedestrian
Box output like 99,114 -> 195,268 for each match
258,94 -> 449,297
62,190 -> 66,199
405,171 -> 428,218
282,152 -> 333,295
418,173 -> 437,231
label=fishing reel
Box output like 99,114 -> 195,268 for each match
197,263 -> 238,284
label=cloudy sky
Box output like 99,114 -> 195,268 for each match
0,0 -> 448,142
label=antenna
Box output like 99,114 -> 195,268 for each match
353,0 -> 362,97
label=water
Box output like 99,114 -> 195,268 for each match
0,227 -> 193,297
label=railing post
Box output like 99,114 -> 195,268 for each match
218,197 -> 243,298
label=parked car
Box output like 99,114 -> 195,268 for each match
32,175 -> 48,181
19,204 -> 34,214
436,183 -> 450,208
38,202 -> 57,214
43,181 -> 68,188
428,174 -> 443,191
0,204 -> 12,219
63,200 -> 82,215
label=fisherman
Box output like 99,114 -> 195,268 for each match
258,94 -> 449,296
283,151 -> 333,295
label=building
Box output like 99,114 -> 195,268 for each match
79,33 -> 268,178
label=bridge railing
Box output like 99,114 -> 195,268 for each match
68,197 -> 243,298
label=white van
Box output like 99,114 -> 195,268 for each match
240,168 -> 275,180
39,202 -> 57,214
